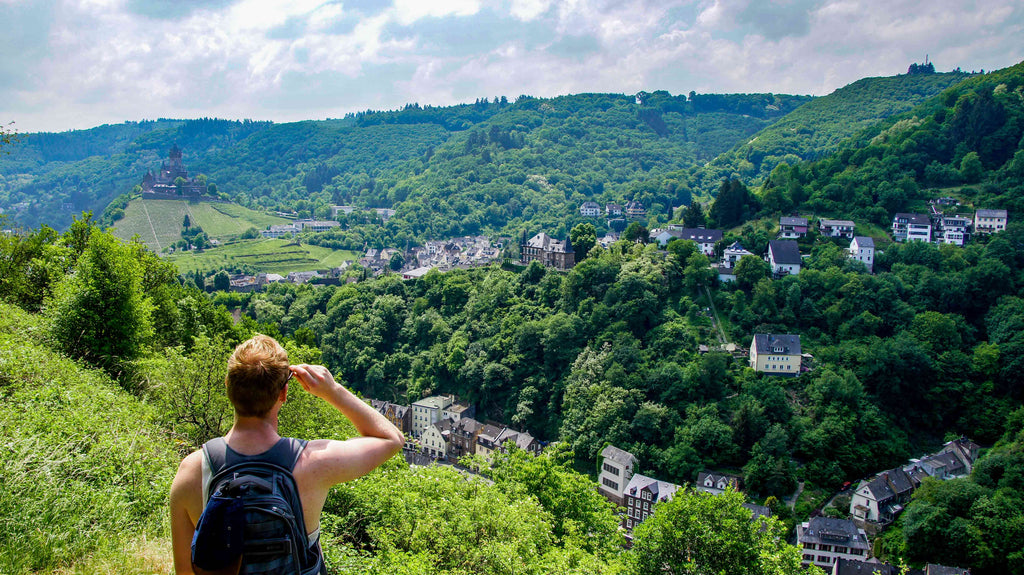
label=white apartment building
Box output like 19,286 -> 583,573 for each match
892,213 -> 932,242
939,215 -> 970,246
411,394 -> 454,438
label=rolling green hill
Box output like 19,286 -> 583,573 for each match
111,198 -> 288,251
694,71 -> 973,196
0,93 -> 811,238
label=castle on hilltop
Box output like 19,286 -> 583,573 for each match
141,145 -> 208,198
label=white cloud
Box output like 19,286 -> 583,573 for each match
391,0 -> 480,26
4,0 -> 1023,132
509,0 -> 552,21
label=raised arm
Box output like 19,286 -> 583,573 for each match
289,364 -> 405,486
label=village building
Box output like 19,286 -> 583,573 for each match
830,559 -> 898,575
749,334 -> 802,376
652,227 -> 723,255
848,236 -> 875,273
820,219 -> 856,239
850,467 -> 915,524
621,473 -> 680,532
449,417 -> 484,460
421,419 -> 454,459
605,203 -> 623,216
411,395 -> 455,438
598,445 -> 637,505
624,201 -> 646,219
892,213 -> 932,242
695,471 -> 742,495
579,201 -> 601,217
937,215 -> 970,246
779,216 -> 809,239
974,208 -> 1008,234
520,232 -> 575,270
767,240 -> 802,277
797,517 -> 870,571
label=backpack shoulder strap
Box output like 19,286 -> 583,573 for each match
262,437 -> 308,471
202,437 -> 230,473
201,437 -> 230,505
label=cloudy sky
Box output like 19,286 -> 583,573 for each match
2,0 -> 1022,133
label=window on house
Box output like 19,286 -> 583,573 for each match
817,556 -> 831,564
819,545 -> 831,552
803,543 -> 815,550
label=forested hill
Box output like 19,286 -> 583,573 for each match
756,60 -> 1024,226
0,92 -> 810,234
693,70 -> 973,197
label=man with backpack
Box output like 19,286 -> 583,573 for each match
169,334 -> 405,574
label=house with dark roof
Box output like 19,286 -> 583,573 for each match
974,208 -> 1007,234
749,334 -> 802,376
767,240 -> 802,277
820,219 -> 856,239
624,201 -> 646,219
579,201 -> 601,217
599,445 -> 637,505
651,227 -> 723,255
850,467 -> 914,524
779,216 -> 809,239
622,473 -> 680,532
449,417 -> 483,459
421,419 -> 454,459
520,232 -> 575,270
695,471 -> 742,495
849,236 -> 875,273
832,558 -> 898,575
797,517 -> 870,570
892,213 -> 932,242
923,564 -> 970,575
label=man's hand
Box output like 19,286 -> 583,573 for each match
289,364 -> 342,401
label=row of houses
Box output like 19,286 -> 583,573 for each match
227,269 -> 349,291
261,219 -> 341,238
368,394 -> 542,464
892,209 -> 1007,245
331,205 -> 396,222
579,201 -> 646,219
792,438 -> 980,572
849,437 -> 980,524
597,446 -> 766,535
715,235 -> 875,282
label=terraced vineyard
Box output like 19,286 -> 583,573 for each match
165,238 -> 360,275
112,199 -> 288,251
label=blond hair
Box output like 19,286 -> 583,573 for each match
225,334 -> 290,417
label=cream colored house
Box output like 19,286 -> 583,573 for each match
975,209 -> 1008,234
749,334 -> 802,376
411,394 -> 454,438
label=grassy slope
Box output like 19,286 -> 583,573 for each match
111,199 -> 289,252
165,238 -> 360,275
0,304 -> 178,574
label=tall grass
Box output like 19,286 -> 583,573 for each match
0,304 -> 178,573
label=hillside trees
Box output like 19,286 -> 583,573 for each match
47,230 -> 154,374
630,488 -> 816,575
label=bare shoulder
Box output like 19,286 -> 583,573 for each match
170,450 -> 204,507
296,436 -> 401,487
